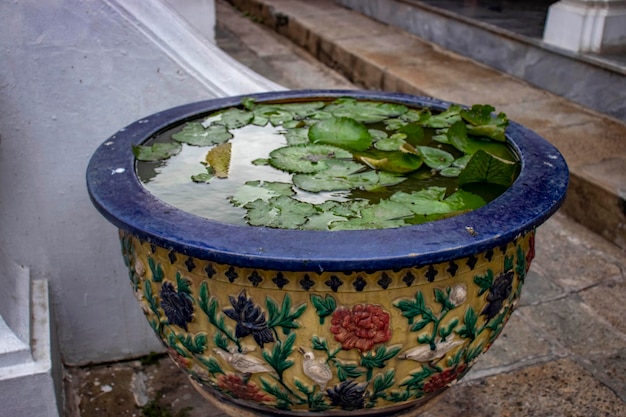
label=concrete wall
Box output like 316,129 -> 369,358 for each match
0,0 -> 279,365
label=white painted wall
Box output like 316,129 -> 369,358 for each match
0,0 -> 280,365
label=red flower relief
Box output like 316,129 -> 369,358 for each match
330,304 -> 392,352
217,374 -> 272,403
422,364 -> 468,393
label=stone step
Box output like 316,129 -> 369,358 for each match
224,0 -> 626,250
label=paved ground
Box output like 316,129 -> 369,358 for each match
65,1 -> 626,416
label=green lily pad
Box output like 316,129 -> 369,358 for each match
132,142 -> 182,161
458,149 -> 518,187
282,127 -> 310,146
244,195 -> 317,229
397,123 -> 427,145
452,154 -> 472,168
172,122 -> 233,146
369,129 -> 388,141
319,199 -> 370,218
330,200 -> 413,230
293,160 -> 405,192
422,105 -> 462,128
301,211 -> 348,230
383,118 -> 407,130
191,170 -> 214,183
308,116 -> 373,151
374,135 -> 406,151
444,189 -> 486,211
269,144 -> 353,173
204,108 -> 253,129
417,146 -> 454,170
447,121 -> 515,161
440,166 -> 462,177
324,97 -> 409,123
355,150 -> 423,174
461,104 -> 508,142
229,181 -> 294,207
390,188 -> 451,215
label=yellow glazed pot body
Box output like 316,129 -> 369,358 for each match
121,230 -> 535,415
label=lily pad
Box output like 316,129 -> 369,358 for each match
132,142 -> 182,162
301,212 -> 348,230
417,146 -> 454,170
172,123 -> 233,146
355,150 -> 423,174
191,170 -> 214,183
324,97 -> 409,123
230,181 -> 294,207
374,135 -> 406,151
440,166 -> 462,177
244,195 -> 317,229
269,144 -> 353,174
203,108 -> 253,129
397,123 -> 427,145
330,200 -> 413,230
308,116 -> 372,151
282,127 -> 310,146
293,160 -> 405,192
422,105 -> 462,128
458,149 -> 518,187
461,104 -> 508,142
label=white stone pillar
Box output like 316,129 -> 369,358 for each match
544,0 -> 626,53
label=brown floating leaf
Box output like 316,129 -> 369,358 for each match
205,142 -> 232,179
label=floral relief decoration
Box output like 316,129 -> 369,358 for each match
120,231 -> 531,413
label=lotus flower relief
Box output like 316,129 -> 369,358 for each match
223,289 -> 274,348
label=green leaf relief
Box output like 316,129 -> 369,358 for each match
504,254 -> 514,272
213,332 -> 229,352
263,332 -> 296,378
310,294 -> 336,325
177,333 -> 207,355
393,291 -> 436,326
175,271 -> 192,295
361,345 -> 402,371
474,270 -> 494,296
267,294 -> 307,335
260,378 -> 294,408
148,257 -> 164,282
457,307 -> 478,340
311,336 -> 328,351
198,356 -> 224,376
335,362 -> 365,381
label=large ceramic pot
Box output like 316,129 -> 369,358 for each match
87,90 -> 568,416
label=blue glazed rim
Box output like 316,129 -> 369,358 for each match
87,90 -> 569,272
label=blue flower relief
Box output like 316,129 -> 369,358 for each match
160,282 -> 194,331
223,289 -> 274,348
481,270 -> 514,320
326,380 -> 368,410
